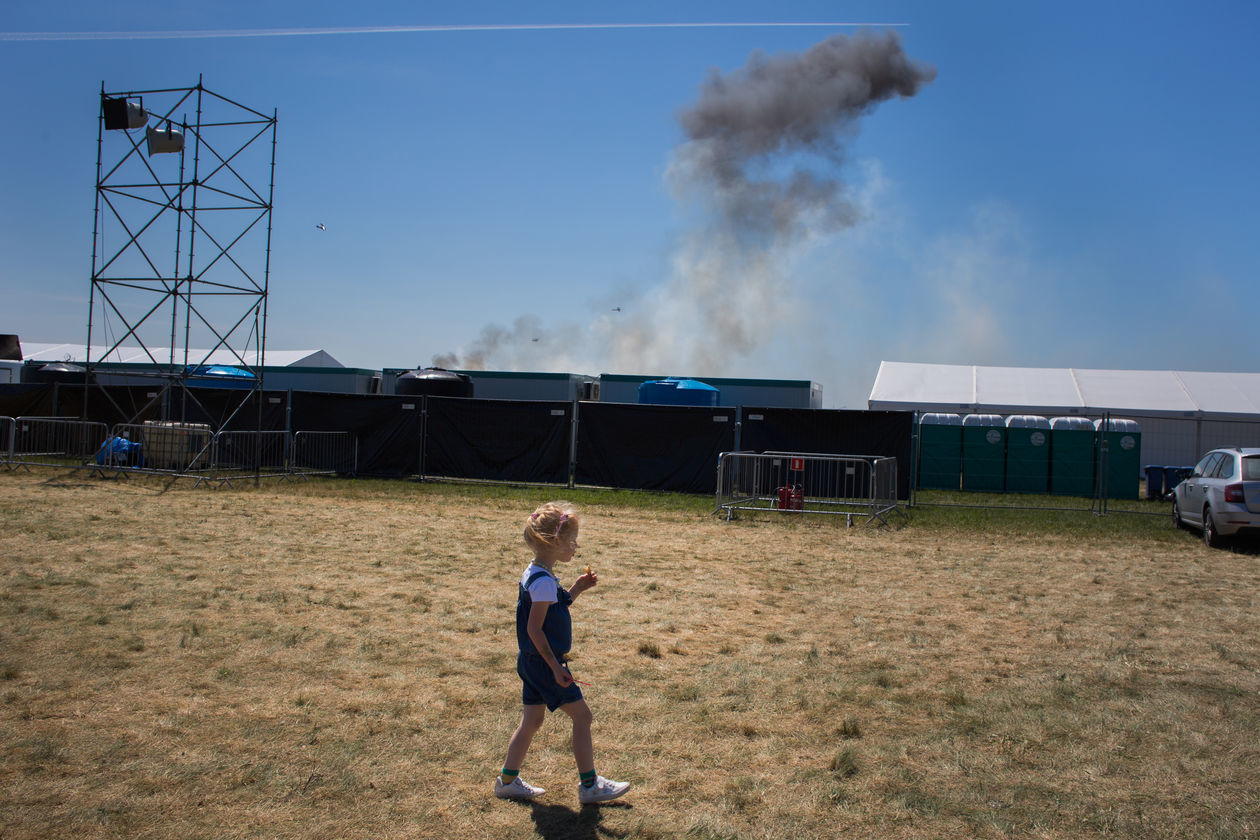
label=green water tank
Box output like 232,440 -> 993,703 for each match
1094,418 -> 1141,500
917,413 -> 962,490
1050,417 -> 1096,497
1004,415 -> 1050,493
962,414 -> 1006,492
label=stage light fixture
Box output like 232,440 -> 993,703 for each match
102,96 -> 148,130
146,123 -> 184,155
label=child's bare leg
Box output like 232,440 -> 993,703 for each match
559,699 -> 595,773
502,704 -> 546,773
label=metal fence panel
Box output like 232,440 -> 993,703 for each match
146,421 -> 212,473
1,416 -> 13,467
10,417 -> 112,470
4,416 -> 366,484
716,451 -> 902,526
92,423 -> 146,471
105,422 -> 214,474
1049,412 -> 1259,483
911,410 -> 1260,511
1197,418 -> 1260,452
293,431 -> 357,477
212,431 -> 291,481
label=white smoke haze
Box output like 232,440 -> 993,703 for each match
888,200 -> 1028,367
433,31 -> 935,378
601,233 -> 797,374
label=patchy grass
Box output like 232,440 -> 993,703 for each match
0,471 -> 1256,839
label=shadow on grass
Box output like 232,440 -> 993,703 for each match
1223,537 -> 1260,556
521,800 -> 633,840
1175,531 -> 1260,556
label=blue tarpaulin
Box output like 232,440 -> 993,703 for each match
96,435 -> 144,466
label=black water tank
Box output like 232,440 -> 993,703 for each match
395,367 -> 474,398
32,362 -> 91,385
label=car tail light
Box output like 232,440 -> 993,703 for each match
1224,483 -> 1245,503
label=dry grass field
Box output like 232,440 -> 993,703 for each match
1,470 -> 1256,840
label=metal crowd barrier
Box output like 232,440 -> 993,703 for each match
292,431 -> 357,477
103,422 -> 214,475
1,416 -> 14,468
2,416 -> 358,483
209,430 -> 292,484
9,417 -> 111,471
715,451 -> 904,526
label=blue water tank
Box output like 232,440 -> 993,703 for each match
637,377 -> 720,407
186,365 -> 254,389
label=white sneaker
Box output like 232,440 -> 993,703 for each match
578,775 -> 630,804
494,776 -> 545,800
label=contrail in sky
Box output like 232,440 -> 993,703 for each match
0,22 -> 906,42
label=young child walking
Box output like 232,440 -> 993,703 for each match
494,501 -> 630,805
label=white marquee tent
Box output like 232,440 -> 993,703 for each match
1,342 -> 355,390
18,343 -> 342,369
868,361 -> 1260,471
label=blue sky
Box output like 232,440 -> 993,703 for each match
2,1 -> 1256,407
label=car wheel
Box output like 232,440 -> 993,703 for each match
1203,506 -> 1224,548
1172,497 -> 1185,530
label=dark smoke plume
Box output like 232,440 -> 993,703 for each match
431,315 -> 550,370
673,30 -> 936,241
434,31 -> 935,376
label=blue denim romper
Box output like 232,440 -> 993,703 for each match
515,566 -> 582,709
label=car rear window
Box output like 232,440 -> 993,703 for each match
1244,456 -> 1260,481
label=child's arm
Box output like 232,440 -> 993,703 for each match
568,566 -> 597,602
526,600 -> 573,687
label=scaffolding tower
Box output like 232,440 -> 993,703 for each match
86,78 -> 277,437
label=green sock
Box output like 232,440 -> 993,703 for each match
579,769 -> 596,788
500,768 -> 520,783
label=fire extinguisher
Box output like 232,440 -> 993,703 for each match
790,484 -> 804,510
777,485 -> 791,510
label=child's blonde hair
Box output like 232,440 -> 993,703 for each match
524,501 -> 579,553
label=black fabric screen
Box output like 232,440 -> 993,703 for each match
739,407 -> 914,500
423,398 -> 571,484
6,382 -> 915,497
66,384 -> 171,428
575,403 -> 737,494
51,385 -> 287,432
0,384 -> 55,418
289,391 -> 421,477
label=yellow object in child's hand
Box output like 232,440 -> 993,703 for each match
584,565 -> 593,576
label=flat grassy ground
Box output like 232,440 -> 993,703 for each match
0,471 -> 1256,840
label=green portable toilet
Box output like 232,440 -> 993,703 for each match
1049,417 -> 1096,497
1094,418 -> 1141,500
1004,415 -> 1051,493
962,414 -> 1006,492
917,413 -> 963,490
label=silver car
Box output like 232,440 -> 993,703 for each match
1172,447 -> 1260,547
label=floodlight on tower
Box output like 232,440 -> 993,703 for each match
145,122 -> 184,155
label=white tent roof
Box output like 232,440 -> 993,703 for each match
20,343 -> 343,369
868,361 -> 1260,419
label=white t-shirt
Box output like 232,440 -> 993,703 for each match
520,563 -> 559,603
